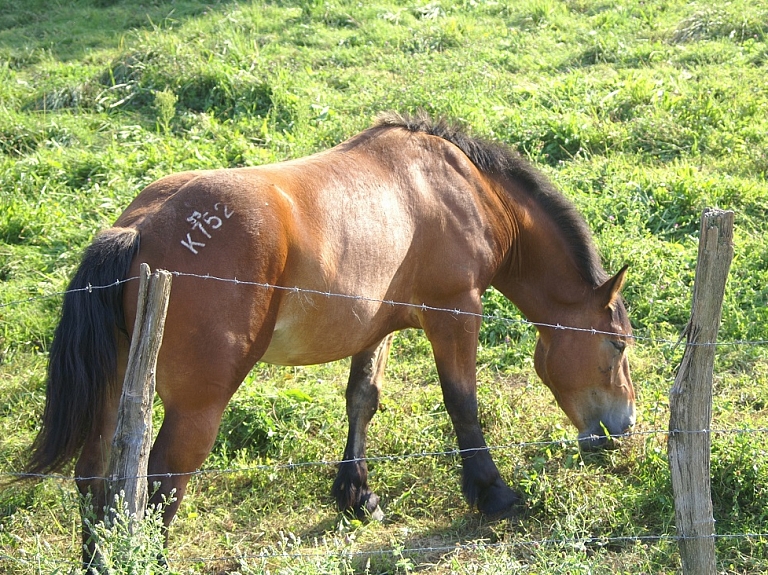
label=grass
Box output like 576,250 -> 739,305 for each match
1,0 -> 767,573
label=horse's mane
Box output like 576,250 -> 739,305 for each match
373,111 -> 608,287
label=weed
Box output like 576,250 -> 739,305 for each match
81,490 -> 172,575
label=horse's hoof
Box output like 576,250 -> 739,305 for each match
352,492 -> 384,521
370,505 -> 385,521
478,481 -> 523,519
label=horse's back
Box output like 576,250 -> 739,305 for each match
117,127 -> 501,370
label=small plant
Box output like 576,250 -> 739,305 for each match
153,89 -> 178,134
82,489 -> 174,575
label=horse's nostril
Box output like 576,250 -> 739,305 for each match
577,431 -> 609,452
622,414 -> 636,433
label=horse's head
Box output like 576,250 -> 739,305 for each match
533,266 -> 636,451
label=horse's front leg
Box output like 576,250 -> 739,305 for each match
331,334 -> 394,520
424,307 -> 522,517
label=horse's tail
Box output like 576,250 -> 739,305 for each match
26,227 -> 140,476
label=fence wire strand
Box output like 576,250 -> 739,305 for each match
2,272 -> 768,347
2,532 -> 767,570
3,426 -> 767,483
168,532 -> 768,565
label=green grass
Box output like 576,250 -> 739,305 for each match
1,0 -> 767,573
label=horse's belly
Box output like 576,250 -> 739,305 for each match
258,298 -> 388,366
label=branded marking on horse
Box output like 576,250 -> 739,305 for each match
181,203 -> 234,254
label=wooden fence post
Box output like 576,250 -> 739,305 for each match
668,208 -> 734,575
106,263 -> 172,519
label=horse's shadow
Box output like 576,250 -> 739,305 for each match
293,507 -> 526,574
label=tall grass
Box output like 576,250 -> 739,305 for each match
1,0 -> 767,573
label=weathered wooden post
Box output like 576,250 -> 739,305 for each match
668,208 -> 734,575
106,263 -> 172,518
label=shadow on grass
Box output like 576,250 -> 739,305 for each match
291,504 -> 529,574
0,0 -> 240,64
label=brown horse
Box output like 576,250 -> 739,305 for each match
27,112 -> 635,562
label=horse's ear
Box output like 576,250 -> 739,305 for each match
596,264 -> 628,308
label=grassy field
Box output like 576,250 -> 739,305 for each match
1,0 -> 767,573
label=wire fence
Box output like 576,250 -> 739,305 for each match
2,271 -> 768,347
3,425 -> 768,484
2,272 -> 768,482
2,270 -> 767,570
1,533 -> 765,574
2,531 -> 768,572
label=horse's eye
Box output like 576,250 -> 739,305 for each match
610,340 -> 626,354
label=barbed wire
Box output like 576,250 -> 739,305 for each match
0,278 -> 132,309
2,272 -> 767,347
3,426 -> 767,484
167,531 -> 768,564
2,531 -> 767,571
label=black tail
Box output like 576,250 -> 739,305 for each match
27,227 -> 140,476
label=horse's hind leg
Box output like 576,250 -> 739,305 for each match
331,334 -> 394,520
74,342 -> 127,569
75,398 -> 122,569
145,397 -> 232,529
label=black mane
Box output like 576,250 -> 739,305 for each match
374,111 -> 608,287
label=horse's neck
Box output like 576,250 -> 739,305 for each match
491,201 -> 594,326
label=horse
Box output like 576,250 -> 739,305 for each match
27,112 -> 636,564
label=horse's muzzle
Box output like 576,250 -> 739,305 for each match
577,412 -> 635,452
